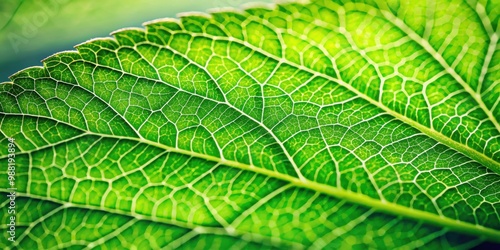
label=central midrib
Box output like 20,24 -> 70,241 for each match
140,135 -> 500,242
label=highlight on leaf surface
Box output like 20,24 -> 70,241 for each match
1,0 -> 499,249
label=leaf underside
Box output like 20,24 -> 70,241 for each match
1,0 -> 500,249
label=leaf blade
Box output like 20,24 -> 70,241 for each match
1,0 -> 500,248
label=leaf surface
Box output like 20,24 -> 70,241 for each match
1,0 -> 500,249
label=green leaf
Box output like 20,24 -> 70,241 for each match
1,0 -> 500,248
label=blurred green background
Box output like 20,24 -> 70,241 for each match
0,0 -> 272,82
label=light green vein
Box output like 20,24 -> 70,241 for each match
173,30 -> 500,175
6,124 -> 498,242
139,136 -> 500,243
0,191 -> 305,249
1,111 -> 498,243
